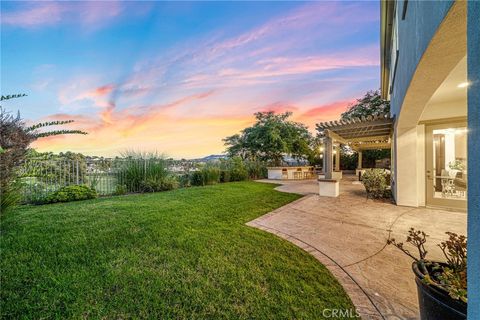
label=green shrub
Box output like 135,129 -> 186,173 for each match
138,175 -> 178,193
42,185 -> 97,204
245,160 -> 267,179
178,174 -> 191,188
0,183 -> 22,214
361,169 -> 391,199
340,152 -> 358,170
219,170 -> 231,183
190,167 -> 220,186
114,184 -> 127,195
218,157 -> 252,182
190,171 -> 204,186
206,167 -> 220,185
116,156 -> 170,193
161,175 -> 179,191
228,157 -> 248,181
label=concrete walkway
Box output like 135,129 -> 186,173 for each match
248,176 -> 467,320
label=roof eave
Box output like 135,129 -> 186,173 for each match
380,0 -> 395,99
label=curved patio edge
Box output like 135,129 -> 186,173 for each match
246,218 -> 384,320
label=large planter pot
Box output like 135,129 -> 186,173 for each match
412,262 -> 467,320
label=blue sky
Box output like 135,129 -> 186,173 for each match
1,1 -> 380,157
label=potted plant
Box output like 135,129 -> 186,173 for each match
388,228 -> 467,320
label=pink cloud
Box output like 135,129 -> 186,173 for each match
0,1 -> 146,29
24,2 -> 379,157
300,100 -> 354,120
1,3 -> 63,27
31,90 -> 250,157
257,102 -> 299,114
58,78 -> 117,110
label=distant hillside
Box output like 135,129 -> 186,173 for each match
193,154 -> 228,162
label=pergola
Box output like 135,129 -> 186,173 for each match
316,113 -> 394,180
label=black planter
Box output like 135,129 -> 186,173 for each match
412,262 -> 467,320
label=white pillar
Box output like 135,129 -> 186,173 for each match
334,146 -> 340,171
324,137 -> 333,179
394,126 -> 420,207
357,151 -> 363,169
322,151 -> 326,172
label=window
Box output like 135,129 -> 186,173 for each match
402,0 -> 408,20
389,8 -> 399,96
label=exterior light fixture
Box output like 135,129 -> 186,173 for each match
457,82 -> 470,88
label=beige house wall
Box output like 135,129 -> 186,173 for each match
392,1 -> 466,208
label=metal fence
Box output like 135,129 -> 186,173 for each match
18,158 -> 187,203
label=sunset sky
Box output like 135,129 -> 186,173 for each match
1,1 -> 380,158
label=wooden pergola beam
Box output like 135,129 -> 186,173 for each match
355,143 -> 391,150
325,129 -> 348,144
346,135 -> 391,143
317,118 -> 393,131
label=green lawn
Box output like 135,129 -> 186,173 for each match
1,182 -> 355,319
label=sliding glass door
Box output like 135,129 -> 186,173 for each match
425,122 -> 467,210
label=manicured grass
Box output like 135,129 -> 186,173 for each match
1,182 -> 355,319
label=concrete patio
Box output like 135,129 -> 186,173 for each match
249,175 -> 467,320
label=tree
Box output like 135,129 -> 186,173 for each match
0,94 -> 87,214
340,90 -> 390,121
339,90 -> 391,167
224,111 -> 315,166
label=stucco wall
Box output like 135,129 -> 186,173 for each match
419,100 -> 467,121
390,1 -> 454,117
467,1 -> 480,317
390,1 -> 466,206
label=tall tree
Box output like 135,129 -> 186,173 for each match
224,111 -> 315,166
340,90 -> 390,121
0,94 -> 87,213
338,90 -> 391,167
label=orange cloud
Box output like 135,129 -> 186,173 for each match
295,100 -> 355,129
257,102 -> 299,114
94,84 -> 115,97
32,112 -> 252,158
32,97 -> 356,157
32,89 -> 227,158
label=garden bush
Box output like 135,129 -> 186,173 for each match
361,169 -> 391,199
114,184 -> 127,195
190,167 -> 220,186
42,185 -> 97,204
190,171 -> 204,186
218,157 -> 255,181
228,158 -> 248,181
219,170 -> 231,183
0,183 -> 22,214
116,154 -> 170,193
139,175 -> 179,193
245,160 -> 268,179
178,174 -> 191,188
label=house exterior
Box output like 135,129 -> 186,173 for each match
381,0 -> 479,316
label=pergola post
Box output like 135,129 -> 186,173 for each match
334,146 -> 340,171
357,151 -> 363,169
324,137 -> 333,179
322,150 -> 326,172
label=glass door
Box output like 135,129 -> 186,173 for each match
425,122 -> 467,210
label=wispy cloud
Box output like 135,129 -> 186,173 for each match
1,1 -> 148,29
15,1 -> 379,157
